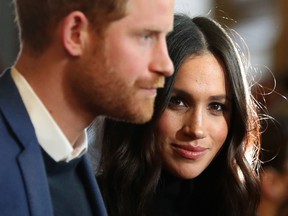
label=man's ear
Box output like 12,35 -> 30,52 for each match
62,11 -> 90,56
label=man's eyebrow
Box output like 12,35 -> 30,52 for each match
142,25 -> 173,34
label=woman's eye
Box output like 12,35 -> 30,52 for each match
168,96 -> 186,109
212,103 -> 223,111
209,103 -> 227,115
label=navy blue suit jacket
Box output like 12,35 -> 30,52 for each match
0,70 -> 108,216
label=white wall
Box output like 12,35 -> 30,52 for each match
174,0 -> 213,16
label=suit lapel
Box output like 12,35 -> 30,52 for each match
0,70 -> 53,216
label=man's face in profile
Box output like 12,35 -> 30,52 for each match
78,0 -> 175,124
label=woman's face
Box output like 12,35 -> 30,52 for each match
155,53 -> 232,179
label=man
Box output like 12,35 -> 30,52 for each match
0,0 -> 174,215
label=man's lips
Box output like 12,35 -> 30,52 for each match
140,77 -> 165,90
142,88 -> 157,96
141,83 -> 164,96
171,144 -> 209,160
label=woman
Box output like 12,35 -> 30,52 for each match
97,14 -> 261,216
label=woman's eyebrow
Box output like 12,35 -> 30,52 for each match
209,95 -> 231,102
173,88 -> 231,102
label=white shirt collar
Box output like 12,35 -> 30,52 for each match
11,67 -> 88,162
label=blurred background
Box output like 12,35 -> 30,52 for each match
0,0 -> 287,112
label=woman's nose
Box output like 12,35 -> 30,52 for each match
182,110 -> 206,139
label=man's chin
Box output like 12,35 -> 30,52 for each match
107,104 -> 154,124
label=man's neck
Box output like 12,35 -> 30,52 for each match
15,51 -> 96,144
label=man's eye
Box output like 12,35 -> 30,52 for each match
139,32 -> 157,44
142,34 -> 151,40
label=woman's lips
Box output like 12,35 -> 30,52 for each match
172,144 -> 208,160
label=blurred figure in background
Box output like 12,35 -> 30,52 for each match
258,116 -> 288,216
